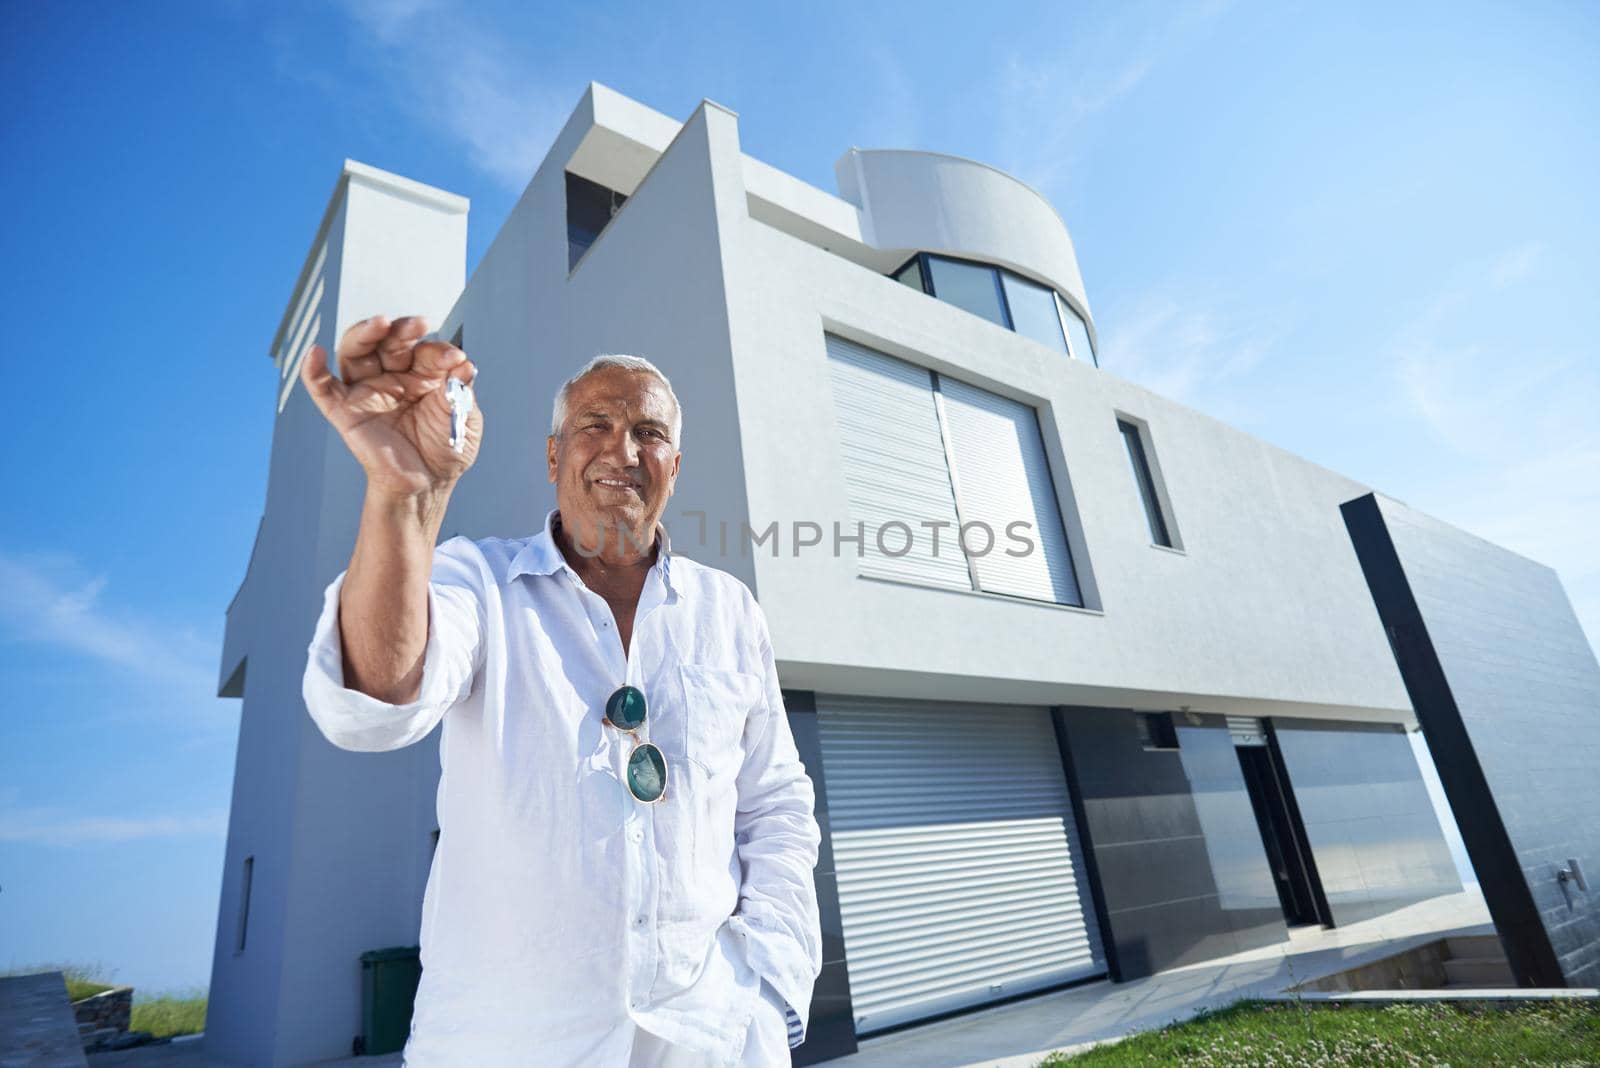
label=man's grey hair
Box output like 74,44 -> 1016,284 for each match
550,354 -> 683,447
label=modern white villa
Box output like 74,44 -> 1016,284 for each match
210,83 -> 1599,1066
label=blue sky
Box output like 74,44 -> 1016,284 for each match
2,1 -> 1596,996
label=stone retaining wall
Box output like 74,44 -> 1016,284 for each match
74,986 -> 132,1034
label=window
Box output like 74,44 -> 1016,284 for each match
566,172 -> 627,270
893,253 -> 1093,365
1117,418 -> 1175,548
925,255 -> 1010,328
893,257 -> 925,293
1057,295 -> 1097,366
1138,712 -> 1180,751
1000,272 -> 1069,355
236,856 -> 254,953
825,333 -> 1084,606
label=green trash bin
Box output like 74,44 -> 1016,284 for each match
356,945 -> 421,1056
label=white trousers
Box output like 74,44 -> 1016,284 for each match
625,978 -> 790,1067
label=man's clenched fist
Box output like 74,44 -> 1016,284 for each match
300,314 -> 482,500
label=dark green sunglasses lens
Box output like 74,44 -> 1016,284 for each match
606,685 -> 648,731
627,743 -> 667,802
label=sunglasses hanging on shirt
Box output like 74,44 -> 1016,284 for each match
604,684 -> 669,803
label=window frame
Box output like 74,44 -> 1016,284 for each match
890,253 -> 1093,365
822,331 -> 1092,608
1056,294 -> 1099,367
1115,414 -> 1182,551
565,171 -> 629,273
922,252 -> 1014,331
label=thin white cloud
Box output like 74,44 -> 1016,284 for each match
0,806 -> 228,846
1098,291 -> 1290,421
997,1 -> 1235,192
862,47 -> 920,150
322,0 -> 573,192
1488,240 -> 1546,289
1389,244 -> 1600,646
0,548 -> 229,731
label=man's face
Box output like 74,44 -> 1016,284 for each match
547,367 -> 681,554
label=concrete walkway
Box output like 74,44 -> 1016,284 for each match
832,888 -> 1494,1068
90,890 -> 1494,1068
0,971 -> 88,1068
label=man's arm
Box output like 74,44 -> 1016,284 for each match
299,314 -> 481,702
727,598 -> 824,1049
303,534 -> 485,753
298,313 -> 486,751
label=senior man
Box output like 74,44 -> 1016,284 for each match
297,314 -> 822,1066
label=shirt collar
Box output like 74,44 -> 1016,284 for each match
506,508 -> 680,598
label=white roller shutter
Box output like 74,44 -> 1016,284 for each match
825,335 -> 971,591
935,376 -> 1082,605
818,695 -> 1105,1034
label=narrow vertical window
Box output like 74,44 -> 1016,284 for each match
566,172 -> 628,270
236,856 -> 254,953
1118,419 -> 1173,548
1057,294 -> 1098,367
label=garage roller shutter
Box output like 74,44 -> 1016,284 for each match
817,695 -> 1105,1033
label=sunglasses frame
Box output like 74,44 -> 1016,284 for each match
604,686 -> 670,805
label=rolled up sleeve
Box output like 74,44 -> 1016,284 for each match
302,535 -> 485,753
727,598 -> 824,1049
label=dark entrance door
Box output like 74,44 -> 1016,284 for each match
1237,745 -> 1324,927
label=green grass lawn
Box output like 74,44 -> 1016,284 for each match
2,964 -> 207,1038
1038,999 -> 1600,1066
129,990 -> 208,1038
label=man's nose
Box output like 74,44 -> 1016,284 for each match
603,425 -> 640,466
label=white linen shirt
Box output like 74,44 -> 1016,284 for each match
302,509 -> 823,1066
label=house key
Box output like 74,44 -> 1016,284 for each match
445,376 -> 473,454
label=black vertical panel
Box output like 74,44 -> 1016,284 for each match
781,689 -> 858,1065
1342,492 -> 1595,987
1056,707 -> 1288,978
1269,719 -> 1457,927
1051,708 -> 1122,981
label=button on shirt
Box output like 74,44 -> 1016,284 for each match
302,509 -> 822,1066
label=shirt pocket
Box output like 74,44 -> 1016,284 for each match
677,663 -> 762,785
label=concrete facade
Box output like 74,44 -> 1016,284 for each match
1343,493 -> 1600,987
209,84 -> 1589,1065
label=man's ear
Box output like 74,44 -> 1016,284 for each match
546,435 -> 558,484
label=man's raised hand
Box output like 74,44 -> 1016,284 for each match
300,314 -> 483,500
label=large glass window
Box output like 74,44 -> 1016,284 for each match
892,253 -> 1098,366
566,172 -> 627,270
1058,294 -> 1098,366
925,255 -> 1010,329
1001,272 -> 1069,355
